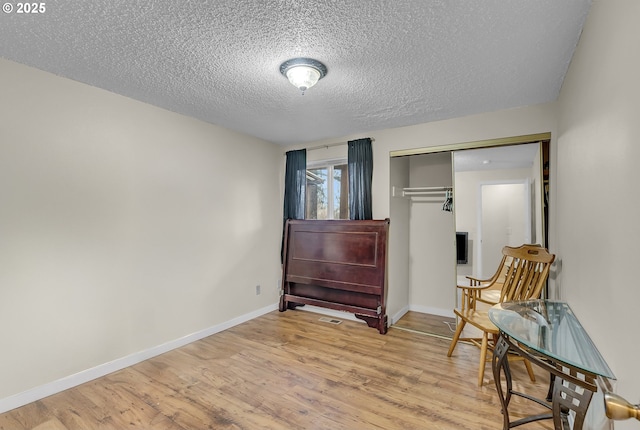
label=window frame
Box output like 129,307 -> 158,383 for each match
306,158 -> 348,220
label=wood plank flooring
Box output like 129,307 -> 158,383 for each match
393,311 -> 457,338
0,310 -> 553,429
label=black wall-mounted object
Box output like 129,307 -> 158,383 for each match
456,232 -> 468,264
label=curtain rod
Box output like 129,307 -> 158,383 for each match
305,137 -> 375,152
284,138 -> 374,155
306,141 -> 347,151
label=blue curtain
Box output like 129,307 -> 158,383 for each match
348,138 -> 373,220
281,149 -> 306,262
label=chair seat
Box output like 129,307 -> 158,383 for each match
453,308 -> 499,335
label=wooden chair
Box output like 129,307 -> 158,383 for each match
461,244 -> 542,308
459,255 -> 510,310
447,244 -> 555,386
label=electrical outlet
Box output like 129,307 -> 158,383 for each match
255,285 -> 261,295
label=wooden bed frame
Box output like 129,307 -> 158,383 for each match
279,218 -> 390,334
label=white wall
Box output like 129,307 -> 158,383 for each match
408,201 -> 456,315
556,1 -> 640,428
0,59 -> 282,408
407,153 -> 456,316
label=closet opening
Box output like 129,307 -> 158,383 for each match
390,133 -> 550,337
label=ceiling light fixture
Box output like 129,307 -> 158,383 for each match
279,58 -> 327,94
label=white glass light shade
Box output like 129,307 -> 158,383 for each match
279,58 -> 327,93
286,65 -> 321,92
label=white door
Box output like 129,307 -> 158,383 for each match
478,181 -> 531,277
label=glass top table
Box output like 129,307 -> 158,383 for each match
489,299 -> 615,380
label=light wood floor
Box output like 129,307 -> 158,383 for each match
393,311 -> 458,338
0,310 -> 553,429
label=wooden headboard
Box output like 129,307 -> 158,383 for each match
279,218 -> 390,334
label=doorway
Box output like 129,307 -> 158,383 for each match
478,180 -> 531,277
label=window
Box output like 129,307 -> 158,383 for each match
306,160 -> 349,219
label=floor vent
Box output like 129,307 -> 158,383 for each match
319,317 -> 342,325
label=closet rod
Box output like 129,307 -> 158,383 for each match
402,186 -> 452,197
403,191 -> 448,196
403,186 -> 451,192
403,186 -> 451,191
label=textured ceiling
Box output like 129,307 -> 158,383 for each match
0,0 -> 591,145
